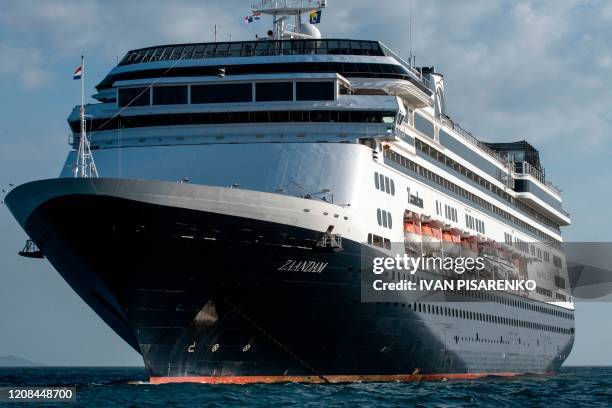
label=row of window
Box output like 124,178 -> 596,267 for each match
536,286 -> 553,298
374,172 -> 396,196
385,271 -> 573,320
554,276 -> 566,289
414,139 -> 561,233
514,236 -> 529,254
445,204 -> 458,223
410,301 -> 573,336
73,110 -> 397,133
465,214 -> 485,234
117,81 -> 336,107
376,209 -> 393,229
384,149 -> 561,246
435,201 -> 458,224
98,62 -> 421,91
119,39 -> 386,66
504,233 -> 559,267
367,233 -> 391,250
374,300 -> 574,337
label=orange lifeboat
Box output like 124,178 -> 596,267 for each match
443,228 -> 462,257
460,235 -> 478,259
403,211 -> 422,254
421,222 -> 442,256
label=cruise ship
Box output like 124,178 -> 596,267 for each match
6,0 -> 574,384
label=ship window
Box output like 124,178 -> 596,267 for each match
240,42 -> 255,57
169,46 -> 184,60
381,210 -> 388,227
384,176 -> 390,193
118,87 -> 150,107
191,83 -> 252,104
215,43 -> 230,57
148,47 -> 164,62
387,213 -> 393,229
77,110 -> 411,133
377,209 -> 382,226
204,44 -> 217,58
256,82 -> 293,102
269,111 -> 290,122
372,235 -> 383,248
296,82 -> 335,101
180,46 -> 195,59
254,41 -> 270,56
374,172 -> 380,189
382,114 -> 395,124
192,45 -> 206,59
152,85 -> 187,105
414,113 -> 434,139
228,42 -> 243,57
390,180 -> 395,196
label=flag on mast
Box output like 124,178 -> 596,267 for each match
309,10 -> 322,24
73,65 -> 83,80
243,12 -> 261,24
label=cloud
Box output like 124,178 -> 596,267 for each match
599,55 -> 612,68
0,44 -> 53,89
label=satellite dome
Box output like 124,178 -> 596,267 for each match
299,23 -> 321,39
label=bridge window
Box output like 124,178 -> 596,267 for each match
118,87 -> 150,107
153,85 -> 188,105
191,83 -> 252,104
296,82 -> 335,101
256,82 -> 293,102
414,113 -> 434,139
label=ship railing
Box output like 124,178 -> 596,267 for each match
378,42 -> 432,89
440,116 -> 509,167
315,233 -> 343,250
252,0 -> 325,12
514,162 -> 563,197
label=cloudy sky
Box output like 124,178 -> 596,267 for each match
0,0 -> 611,366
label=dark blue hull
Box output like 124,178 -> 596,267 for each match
15,192 -> 574,383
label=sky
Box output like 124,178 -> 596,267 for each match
0,0 -> 611,366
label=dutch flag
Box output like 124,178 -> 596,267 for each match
73,65 -> 82,80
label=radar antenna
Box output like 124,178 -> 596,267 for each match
73,55 -> 98,178
251,0 -> 327,40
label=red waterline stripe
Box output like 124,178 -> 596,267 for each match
149,372 -> 553,385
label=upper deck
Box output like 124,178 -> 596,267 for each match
117,39 -> 387,66
97,39 -> 432,94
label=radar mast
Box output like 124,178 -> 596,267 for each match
251,0 -> 327,40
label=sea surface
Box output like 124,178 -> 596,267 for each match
0,366 -> 611,407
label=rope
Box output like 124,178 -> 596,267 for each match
221,296 -> 330,383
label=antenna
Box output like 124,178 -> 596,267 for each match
409,0 -> 413,68
73,55 -> 98,178
212,24 -> 221,42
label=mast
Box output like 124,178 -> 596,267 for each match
252,0 -> 327,40
73,55 -> 98,178
79,55 -> 86,178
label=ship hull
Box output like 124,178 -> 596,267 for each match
6,178 -> 574,383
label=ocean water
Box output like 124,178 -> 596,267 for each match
0,366 -> 611,407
